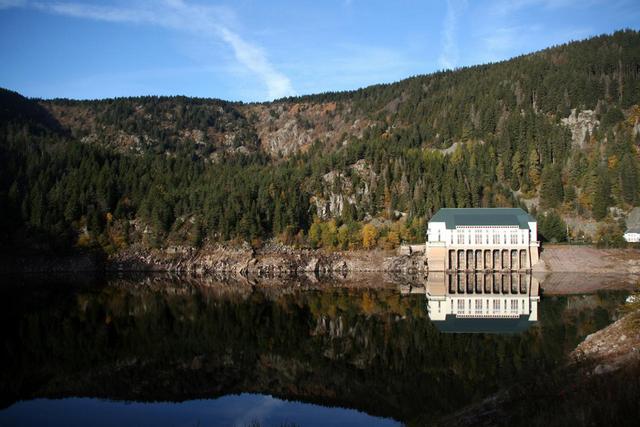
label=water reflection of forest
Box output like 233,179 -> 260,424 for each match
0,274 -> 626,425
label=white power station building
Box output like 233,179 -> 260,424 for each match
425,208 -> 539,271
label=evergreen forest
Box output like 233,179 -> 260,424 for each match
1,30 -> 640,254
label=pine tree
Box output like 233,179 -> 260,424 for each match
540,165 -> 564,209
538,211 -> 567,242
592,172 -> 611,220
511,151 -> 523,190
528,149 -> 541,186
308,220 -> 322,249
620,154 -> 639,205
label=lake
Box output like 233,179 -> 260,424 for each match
0,273 -> 629,426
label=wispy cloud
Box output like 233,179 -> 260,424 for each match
24,0 -> 295,100
288,43 -> 424,93
0,0 -> 26,9
472,0 -> 596,65
488,0 -> 602,17
478,26 -> 529,63
438,0 -> 467,70
233,395 -> 284,427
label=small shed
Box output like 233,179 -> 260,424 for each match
624,227 -> 640,243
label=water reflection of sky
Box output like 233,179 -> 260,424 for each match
0,394 -> 402,427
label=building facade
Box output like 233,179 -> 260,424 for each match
425,208 -> 539,271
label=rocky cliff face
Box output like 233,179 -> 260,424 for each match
107,243 -> 426,275
561,108 -> 599,147
313,159 -> 375,219
41,98 -> 376,160
244,101 -> 373,157
42,98 -> 261,158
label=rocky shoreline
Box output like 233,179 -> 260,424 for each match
572,306 -> 640,374
107,243 -> 427,275
3,243 -> 640,278
0,243 -> 427,275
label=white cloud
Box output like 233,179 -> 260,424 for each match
24,0 -> 295,100
232,395 -> 284,427
438,0 -> 467,70
217,27 -> 294,100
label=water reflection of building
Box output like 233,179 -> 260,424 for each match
425,272 -> 540,333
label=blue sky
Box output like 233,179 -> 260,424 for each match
0,0 -> 639,102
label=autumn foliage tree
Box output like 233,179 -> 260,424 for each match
362,224 -> 378,249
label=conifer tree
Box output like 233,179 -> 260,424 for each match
540,165 -> 563,209
528,149 -> 541,187
511,151 -> 523,190
620,154 -> 639,205
592,172 -> 611,220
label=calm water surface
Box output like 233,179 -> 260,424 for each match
0,273 -> 628,426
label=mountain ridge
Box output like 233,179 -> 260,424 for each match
1,29 -> 639,254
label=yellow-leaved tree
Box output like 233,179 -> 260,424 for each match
362,223 -> 378,249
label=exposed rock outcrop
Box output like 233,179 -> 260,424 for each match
107,244 -> 426,275
572,308 -> 640,374
313,159 -> 375,219
561,109 -> 599,147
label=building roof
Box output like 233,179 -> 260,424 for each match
429,208 -> 534,229
624,227 -> 640,234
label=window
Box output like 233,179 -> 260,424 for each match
475,229 -> 482,244
493,231 -> 500,245
510,230 -> 518,244
457,299 -> 465,313
493,299 -> 500,313
510,299 -> 518,313
457,231 -> 464,244
475,299 -> 482,314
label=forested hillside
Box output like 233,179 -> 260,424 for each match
1,30 -> 639,254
